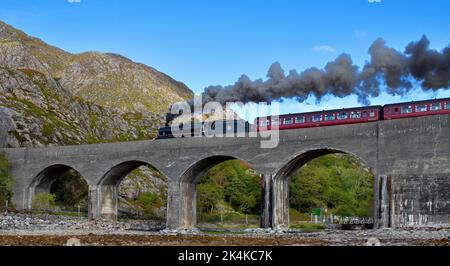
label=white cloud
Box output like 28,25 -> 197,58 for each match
368,0 -> 382,3
313,45 -> 336,53
67,0 -> 81,3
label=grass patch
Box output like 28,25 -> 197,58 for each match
290,222 -> 325,231
201,230 -> 248,235
42,123 -> 54,138
198,212 -> 260,225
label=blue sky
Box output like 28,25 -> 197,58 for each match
1,0 -> 449,118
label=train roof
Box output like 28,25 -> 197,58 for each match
256,105 -> 382,120
383,97 -> 450,107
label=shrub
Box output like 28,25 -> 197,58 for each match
31,192 -> 57,210
132,192 -> 165,219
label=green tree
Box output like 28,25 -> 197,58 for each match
197,182 -> 224,213
224,170 -> 261,214
289,154 -> 374,217
197,160 -> 261,215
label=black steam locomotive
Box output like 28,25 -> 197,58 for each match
157,120 -> 251,139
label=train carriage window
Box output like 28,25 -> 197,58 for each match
312,115 -> 322,122
394,108 -> 400,113
272,118 -> 280,126
295,116 -> 305,124
324,114 -> 335,121
350,111 -> 361,119
337,112 -> 348,120
402,105 -> 413,114
283,118 -> 293,125
445,102 -> 450,110
362,111 -> 368,118
430,103 -> 441,111
415,105 -> 427,112
370,110 -> 376,117
259,120 -> 269,127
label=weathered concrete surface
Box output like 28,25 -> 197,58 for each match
377,115 -> 450,227
1,114 -> 449,230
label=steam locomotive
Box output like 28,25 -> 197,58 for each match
157,98 -> 450,139
157,119 -> 251,139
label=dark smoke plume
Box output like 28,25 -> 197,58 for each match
202,35 -> 450,106
166,36 -> 449,125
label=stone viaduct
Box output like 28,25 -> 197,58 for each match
1,114 -> 449,229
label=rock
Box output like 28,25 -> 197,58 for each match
0,212 -> 164,232
66,238 -> 81,246
0,107 -> 17,148
366,237 -> 382,246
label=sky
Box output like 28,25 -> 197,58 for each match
1,0 -> 449,118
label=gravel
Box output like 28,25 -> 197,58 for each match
0,212 -> 164,232
1,212 -> 450,246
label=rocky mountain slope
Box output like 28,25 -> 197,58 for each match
0,20 -> 193,148
0,67 -> 144,147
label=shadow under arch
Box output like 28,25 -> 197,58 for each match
180,155 -> 239,184
272,148 -> 375,229
92,160 -> 168,221
100,160 -> 153,186
177,155 -> 257,229
28,164 -> 88,210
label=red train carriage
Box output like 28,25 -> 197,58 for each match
256,106 -> 382,131
157,98 -> 450,137
383,98 -> 450,120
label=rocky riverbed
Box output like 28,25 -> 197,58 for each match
0,212 -> 164,231
1,213 -> 450,246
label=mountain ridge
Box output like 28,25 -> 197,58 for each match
0,19 -> 193,148
0,20 -> 193,114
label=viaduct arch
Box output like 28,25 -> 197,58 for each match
1,114 -> 449,230
28,164 -> 88,210
271,148 -> 375,229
